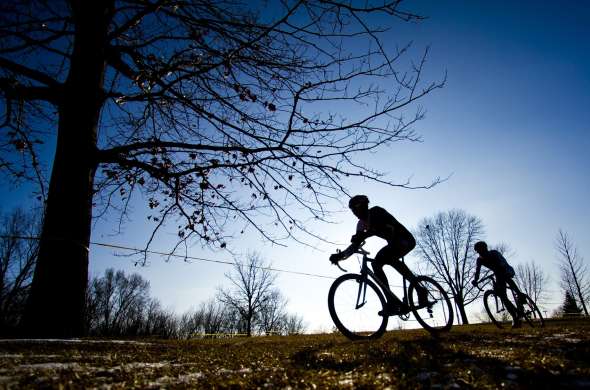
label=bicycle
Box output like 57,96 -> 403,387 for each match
328,243 -> 454,340
475,274 -> 545,329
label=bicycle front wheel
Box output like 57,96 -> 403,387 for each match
521,294 -> 545,327
483,290 -> 508,329
328,274 -> 388,340
408,276 -> 454,334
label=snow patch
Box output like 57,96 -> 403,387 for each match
120,362 -> 168,369
19,362 -> 82,370
218,367 -> 252,375
0,339 -> 152,345
148,371 -> 205,387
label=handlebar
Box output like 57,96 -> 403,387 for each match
330,242 -> 370,273
473,274 -> 495,291
335,262 -> 347,272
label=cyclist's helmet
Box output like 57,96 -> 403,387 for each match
474,241 -> 488,252
348,194 -> 369,209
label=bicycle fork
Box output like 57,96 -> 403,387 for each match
355,268 -> 370,309
495,294 -> 505,315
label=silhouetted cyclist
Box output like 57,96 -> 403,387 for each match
329,195 -> 429,315
472,241 -> 524,328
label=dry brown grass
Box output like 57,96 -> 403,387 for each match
1,318 -> 589,389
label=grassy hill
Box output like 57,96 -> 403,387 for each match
1,318 -> 589,389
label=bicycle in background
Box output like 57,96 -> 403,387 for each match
475,274 -> 545,329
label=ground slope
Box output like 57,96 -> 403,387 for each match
1,319 -> 589,389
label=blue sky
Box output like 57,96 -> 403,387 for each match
2,1 -> 589,331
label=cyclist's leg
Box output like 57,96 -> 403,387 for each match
506,278 -> 526,308
385,238 -> 417,282
373,245 -> 404,307
506,278 -> 527,320
381,239 -> 430,306
373,246 -> 391,286
496,274 -> 520,324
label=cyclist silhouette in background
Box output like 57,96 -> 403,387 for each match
330,195 -> 429,315
472,241 -> 524,328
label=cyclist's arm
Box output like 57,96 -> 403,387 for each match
351,231 -> 370,245
351,219 -> 371,245
340,243 -> 359,259
330,242 -> 361,263
472,258 -> 483,284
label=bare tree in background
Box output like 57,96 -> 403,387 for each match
218,253 -> 277,336
179,298 -> 231,338
0,208 -> 39,335
0,0 -> 443,337
556,229 -> 588,316
257,290 -> 288,335
415,210 -> 484,324
86,267 -> 182,337
283,313 -> 306,335
142,300 -> 178,338
179,293 -> 304,337
515,260 -> 548,307
87,268 -> 151,336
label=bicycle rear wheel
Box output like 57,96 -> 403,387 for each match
483,290 -> 509,329
328,274 -> 388,340
521,294 -> 545,327
408,276 -> 454,334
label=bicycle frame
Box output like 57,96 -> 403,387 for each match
477,274 -> 504,315
329,243 -> 455,337
337,247 -> 408,311
477,274 -> 523,317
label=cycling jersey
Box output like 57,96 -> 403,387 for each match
475,250 -> 515,279
352,206 -> 414,245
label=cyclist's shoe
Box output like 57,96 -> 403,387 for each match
416,285 -> 435,308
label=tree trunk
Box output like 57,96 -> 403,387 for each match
20,1 -> 111,338
246,315 -> 252,337
455,296 -> 469,325
573,278 -> 589,316
566,258 -> 589,316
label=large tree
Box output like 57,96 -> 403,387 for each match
415,209 -> 484,324
0,0 -> 443,337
